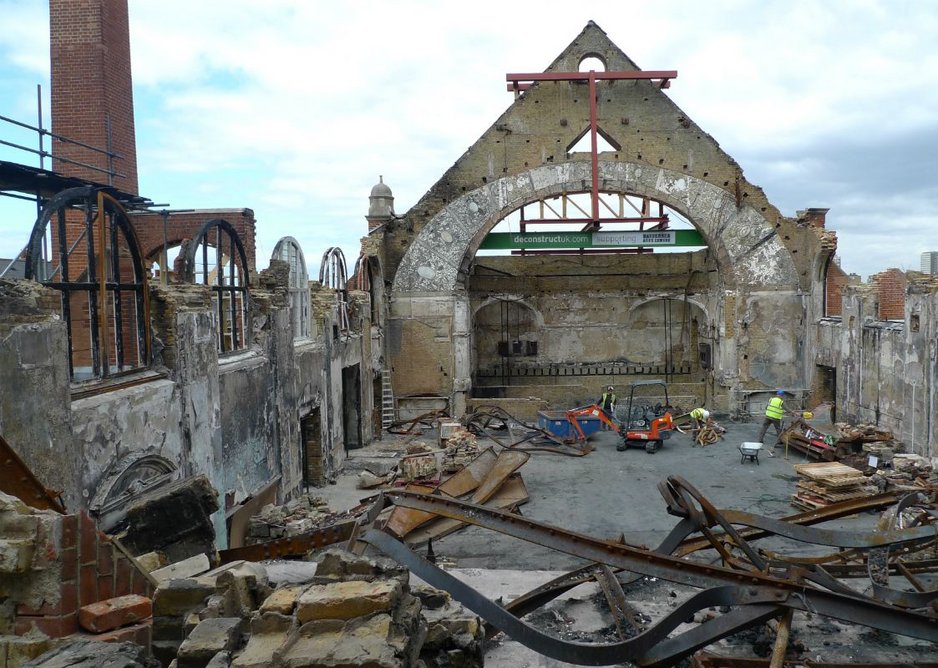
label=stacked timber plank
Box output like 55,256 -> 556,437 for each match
791,462 -> 875,510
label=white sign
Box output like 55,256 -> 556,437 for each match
592,231 -> 677,246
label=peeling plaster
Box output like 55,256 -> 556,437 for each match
393,162 -> 798,295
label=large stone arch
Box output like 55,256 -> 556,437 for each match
392,161 -> 798,295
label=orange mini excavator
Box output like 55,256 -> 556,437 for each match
564,380 -> 675,454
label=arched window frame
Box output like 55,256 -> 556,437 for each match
24,186 -> 150,381
271,236 -> 310,339
319,247 -> 349,334
182,219 -> 251,354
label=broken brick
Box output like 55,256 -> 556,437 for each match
78,593 -> 153,633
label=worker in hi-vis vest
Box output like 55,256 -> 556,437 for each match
600,386 -> 617,415
689,407 -> 710,429
757,391 -> 786,443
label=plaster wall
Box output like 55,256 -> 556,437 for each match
813,287 -> 938,455
0,284 -> 77,510
218,354 -> 276,508
70,378 -> 185,506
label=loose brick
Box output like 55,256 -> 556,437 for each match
78,593 -> 152,633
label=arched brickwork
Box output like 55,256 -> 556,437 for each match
392,162 -> 798,295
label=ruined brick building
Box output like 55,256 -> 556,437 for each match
2,0 -> 937,570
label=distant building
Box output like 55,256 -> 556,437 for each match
922,251 -> 938,274
0,257 -> 27,279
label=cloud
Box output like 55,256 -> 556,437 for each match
2,0 -> 938,281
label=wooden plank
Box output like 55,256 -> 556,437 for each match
384,447 -> 498,538
405,475 -> 529,546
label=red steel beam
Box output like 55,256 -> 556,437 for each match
518,216 -> 669,226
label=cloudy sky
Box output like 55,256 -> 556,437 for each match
1,0 -> 937,279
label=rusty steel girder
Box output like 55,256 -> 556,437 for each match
362,478 -> 938,665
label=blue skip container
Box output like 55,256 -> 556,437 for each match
537,410 -> 604,441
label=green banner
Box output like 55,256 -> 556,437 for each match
479,229 -> 705,250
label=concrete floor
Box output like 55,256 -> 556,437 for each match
332,418 -> 838,570
316,418 -> 938,666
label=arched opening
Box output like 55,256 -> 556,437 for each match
271,236 -> 310,339
319,247 -> 350,335
182,219 -> 250,354
25,186 -> 150,381
627,297 -> 710,379
472,298 -> 540,395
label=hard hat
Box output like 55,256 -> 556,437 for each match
776,390 -> 785,396
607,385 -> 614,391
701,410 -> 710,419
802,411 -> 814,419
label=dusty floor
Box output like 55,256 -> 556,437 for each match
312,418 -> 938,666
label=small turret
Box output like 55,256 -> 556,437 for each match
366,175 -> 395,231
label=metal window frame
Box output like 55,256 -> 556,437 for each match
183,218 -> 250,354
24,185 -> 150,380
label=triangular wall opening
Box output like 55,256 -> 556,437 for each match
567,126 -> 621,155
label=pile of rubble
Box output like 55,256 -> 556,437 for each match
246,495 -> 348,546
440,429 -> 479,473
357,427 -> 481,489
22,549 -> 483,668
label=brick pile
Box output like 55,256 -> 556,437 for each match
245,494 -> 344,546
0,491 -> 155,667
441,429 -> 479,473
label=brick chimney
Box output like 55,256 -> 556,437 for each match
50,0 -> 138,194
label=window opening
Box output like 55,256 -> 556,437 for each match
272,236 -> 310,339
25,186 -> 150,381
183,219 -> 250,353
319,247 -> 349,334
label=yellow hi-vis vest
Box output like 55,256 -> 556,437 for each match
766,397 -> 784,419
690,408 -> 706,420
601,392 -> 617,408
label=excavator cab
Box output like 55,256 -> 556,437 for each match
617,380 -> 674,453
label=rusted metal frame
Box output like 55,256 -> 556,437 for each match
95,191 -> 111,376
594,564 -> 645,639
821,556 -> 938,578
589,71 -> 599,223
670,479 -> 768,571
218,519 -> 357,564
56,205 -> 74,377
380,491 -> 938,640
676,493 -> 900,556
85,196 -> 102,377
364,528 -> 783,666
0,434 -> 66,512
639,606 -> 782,668
692,506 -> 938,549
519,216 -> 669,225
109,204 -> 125,371
486,516 -> 701,638
347,492 -> 390,555
896,558 -> 928,592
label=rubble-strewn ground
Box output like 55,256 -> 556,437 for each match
318,416 -> 938,665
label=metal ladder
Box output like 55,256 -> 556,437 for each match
381,368 -> 396,430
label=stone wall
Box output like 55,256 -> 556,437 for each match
382,22 -> 821,417
813,273 -> 938,455
0,264 -> 374,550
